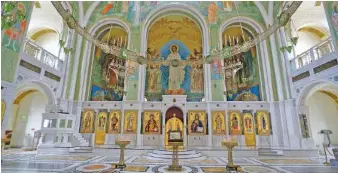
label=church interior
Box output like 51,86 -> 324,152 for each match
1,1 -> 338,173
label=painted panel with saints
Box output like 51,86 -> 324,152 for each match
222,27 -> 261,101
107,111 -> 121,134
143,111 -> 161,134
80,109 -> 95,133
188,111 -> 207,135
228,111 -> 242,135
90,27 -> 128,101
145,15 -> 204,102
255,110 -> 271,136
96,111 -> 108,132
242,112 -> 254,134
123,110 -> 138,134
212,111 -> 226,135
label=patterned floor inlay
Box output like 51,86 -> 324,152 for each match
281,166 -> 338,173
2,153 -> 36,161
76,163 -> 113,172
1,161 -> 73,171
123,166 -> 149,172
201,167 -> 227,173
34,155 -> 94,161
259,159 -> 323,165
132,157 -> 219,165
242,166 -> 280,173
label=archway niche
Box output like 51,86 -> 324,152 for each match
298,81 -> 338,151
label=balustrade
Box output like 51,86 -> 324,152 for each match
290,37 -> 334,71
23,39 -> 63,71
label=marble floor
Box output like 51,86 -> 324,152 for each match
1,149 -> 338,173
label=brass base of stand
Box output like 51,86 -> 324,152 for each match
115,164 -> 127,169
324,162 -> 330,166
166,165 -> 183,172
226,165 -> 242,172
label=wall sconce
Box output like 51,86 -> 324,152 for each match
134,84 -> 137,88
214,84 -> 217,88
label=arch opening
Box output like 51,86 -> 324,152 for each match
298,81 -> 338,152
165,106 -> 184,147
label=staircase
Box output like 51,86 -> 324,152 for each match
69,132 -> 93,153
258,148 -> 283,156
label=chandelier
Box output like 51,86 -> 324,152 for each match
51,1 -> 302,64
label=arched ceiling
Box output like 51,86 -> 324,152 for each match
292,1 -> 330,37
27,1 -> 63,39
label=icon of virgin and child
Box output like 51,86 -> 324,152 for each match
145,114 -> 159,133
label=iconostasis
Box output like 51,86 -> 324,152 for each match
79,109 -> 272,146
145,15 -> 204,102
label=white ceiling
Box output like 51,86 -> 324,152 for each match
27,1 -> 63,38
291,1 -> 330,36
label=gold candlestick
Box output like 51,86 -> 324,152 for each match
221,139 -> 242,172
115,139 -> 130,169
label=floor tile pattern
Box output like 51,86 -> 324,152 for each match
1,149 -> 337,173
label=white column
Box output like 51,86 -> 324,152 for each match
207,103 -> 212,147
68,35 -> 83,100
1,82 -> 17,135
183,108 -> 187,147
161,110 -> 165,147
136,105 -> 142,147
269,34 -> 284,101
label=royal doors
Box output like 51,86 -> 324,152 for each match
165,106 -> 184,148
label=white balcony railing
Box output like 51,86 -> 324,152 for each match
290,37 -> 334,71
22,38 -> 63,71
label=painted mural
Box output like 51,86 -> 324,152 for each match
1,2 -> 33,83
1,2 -> 31,53
90,27 -> 128,101
328,2 -> 338,47
221,27 -> 261,101
145,15 -> 204,102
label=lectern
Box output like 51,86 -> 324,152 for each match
167,131 -> 183,171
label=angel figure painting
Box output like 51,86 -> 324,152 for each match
124,110 -> 138,134
80,109 -> 95,133
188,111 -> 207,135
212,111 -> 226,135
108,111 -> 121,134
256,110 -> 271,136
229,111 -> 242,135
143,111 -> 161,134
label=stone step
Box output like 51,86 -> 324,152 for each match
258,149 -> 283,156
153,149 -> 197,155
69,146 -> 93,153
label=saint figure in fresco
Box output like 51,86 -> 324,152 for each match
261,116 -> 267,130
166,45 -> 185,90
191,114 -> 204,133
110,113 -> 119,132
208,2 -> 218,24
127,114 -> 134,132
145,114 -> 159,132
231,116 -> 239,130
215,114 -> 223,132
98,116 -> 106,128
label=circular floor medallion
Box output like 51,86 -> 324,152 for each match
76,163 -> 112,172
